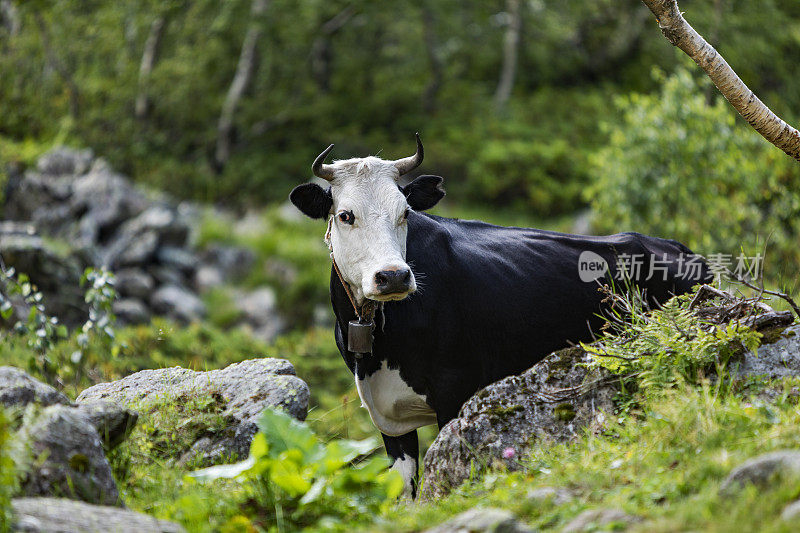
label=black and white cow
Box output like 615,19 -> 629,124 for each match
290,135 -> 711,497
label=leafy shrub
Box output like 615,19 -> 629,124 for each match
584,288 -> 762,402
193,408 -> 402,531
0,267 -> 69,382
464,138 -> 589,215
590,67 -> 800,287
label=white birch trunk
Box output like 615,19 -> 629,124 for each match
135,16 -> 166,120
494,0 -> 521,110
215,0 -> 268,170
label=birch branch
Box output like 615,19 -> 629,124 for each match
641,0 -> 800,162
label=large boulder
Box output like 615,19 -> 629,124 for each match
421,346 -> 617,499
17,405 -> 120,505
77,358 -> 309,465
12,497 -> 185,533
734,324 -> 800,378
0,367 -> 70,409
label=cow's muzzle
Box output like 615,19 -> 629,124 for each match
374,268 -> 413,298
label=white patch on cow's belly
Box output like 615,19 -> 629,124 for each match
355,360 -> 437,436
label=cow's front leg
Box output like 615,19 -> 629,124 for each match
382,430 -> 419,499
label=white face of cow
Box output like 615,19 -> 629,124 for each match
290,136 -> 445,304
328,157 -> 415,302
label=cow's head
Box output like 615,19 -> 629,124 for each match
290,134 -> 444,303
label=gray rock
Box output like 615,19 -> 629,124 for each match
782,499 -> 800,522
0,229 -> 85,326
720,450 -> 800,494
735,325 -> 800,378
114,269 -> 155,299
18,405 -> 119,505
74,400 -> 138,451
424,508 -> 533,533
194,265 -> 224,292
148,265 -> 186,287
122,205 -> 189,247
36,147 -> 94,176
77,358 -> 308,465
12,497 -> 185,533
264,258 -> 297,285
156,246 -> 198,274
71,166 -> 148,245
235,287 -> 284,342
150,284 -> 206,323
422,346 -> 616,499
0,367 -> 70,409
102,230 -> 159,268
200,245 -> 256,281
112,298 -> 151,325
561,509 -> 641,533
527,486 -> 575,506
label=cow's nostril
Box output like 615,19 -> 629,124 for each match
401,269 -> 411,283
375,272 -> 388,285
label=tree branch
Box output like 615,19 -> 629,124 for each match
641,0 -> 800,162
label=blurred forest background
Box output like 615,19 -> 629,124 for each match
2,0 -> 800,273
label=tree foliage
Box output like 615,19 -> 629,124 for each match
1,1 -> 799,210
591,67 -> 800,282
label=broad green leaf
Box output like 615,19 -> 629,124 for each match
256,408 -> 320,459
377,469 -> 404,500
269,458 -> 311,496
250,432 -> 269,459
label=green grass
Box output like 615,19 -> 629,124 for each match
370,381 -> 800,532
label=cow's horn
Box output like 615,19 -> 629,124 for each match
392,133 -> 424,176
312,144 -> 336,181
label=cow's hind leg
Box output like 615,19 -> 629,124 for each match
382,430 -> 419,499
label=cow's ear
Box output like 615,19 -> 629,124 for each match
290,183 -> 333,219
402,175 -> 445,211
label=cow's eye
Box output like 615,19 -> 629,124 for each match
338,211 -> 355,225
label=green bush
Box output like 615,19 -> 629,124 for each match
584,288 -> 762,402
192,408 -> 402,531
590,67 -> 800,287
464,138 -> 589,215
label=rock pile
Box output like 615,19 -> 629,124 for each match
3,148 -> 205,325
2,147 -> 281,337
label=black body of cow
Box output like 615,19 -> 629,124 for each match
329,211 -> 711,495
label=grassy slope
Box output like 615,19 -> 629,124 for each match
5,204 -> 800,531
